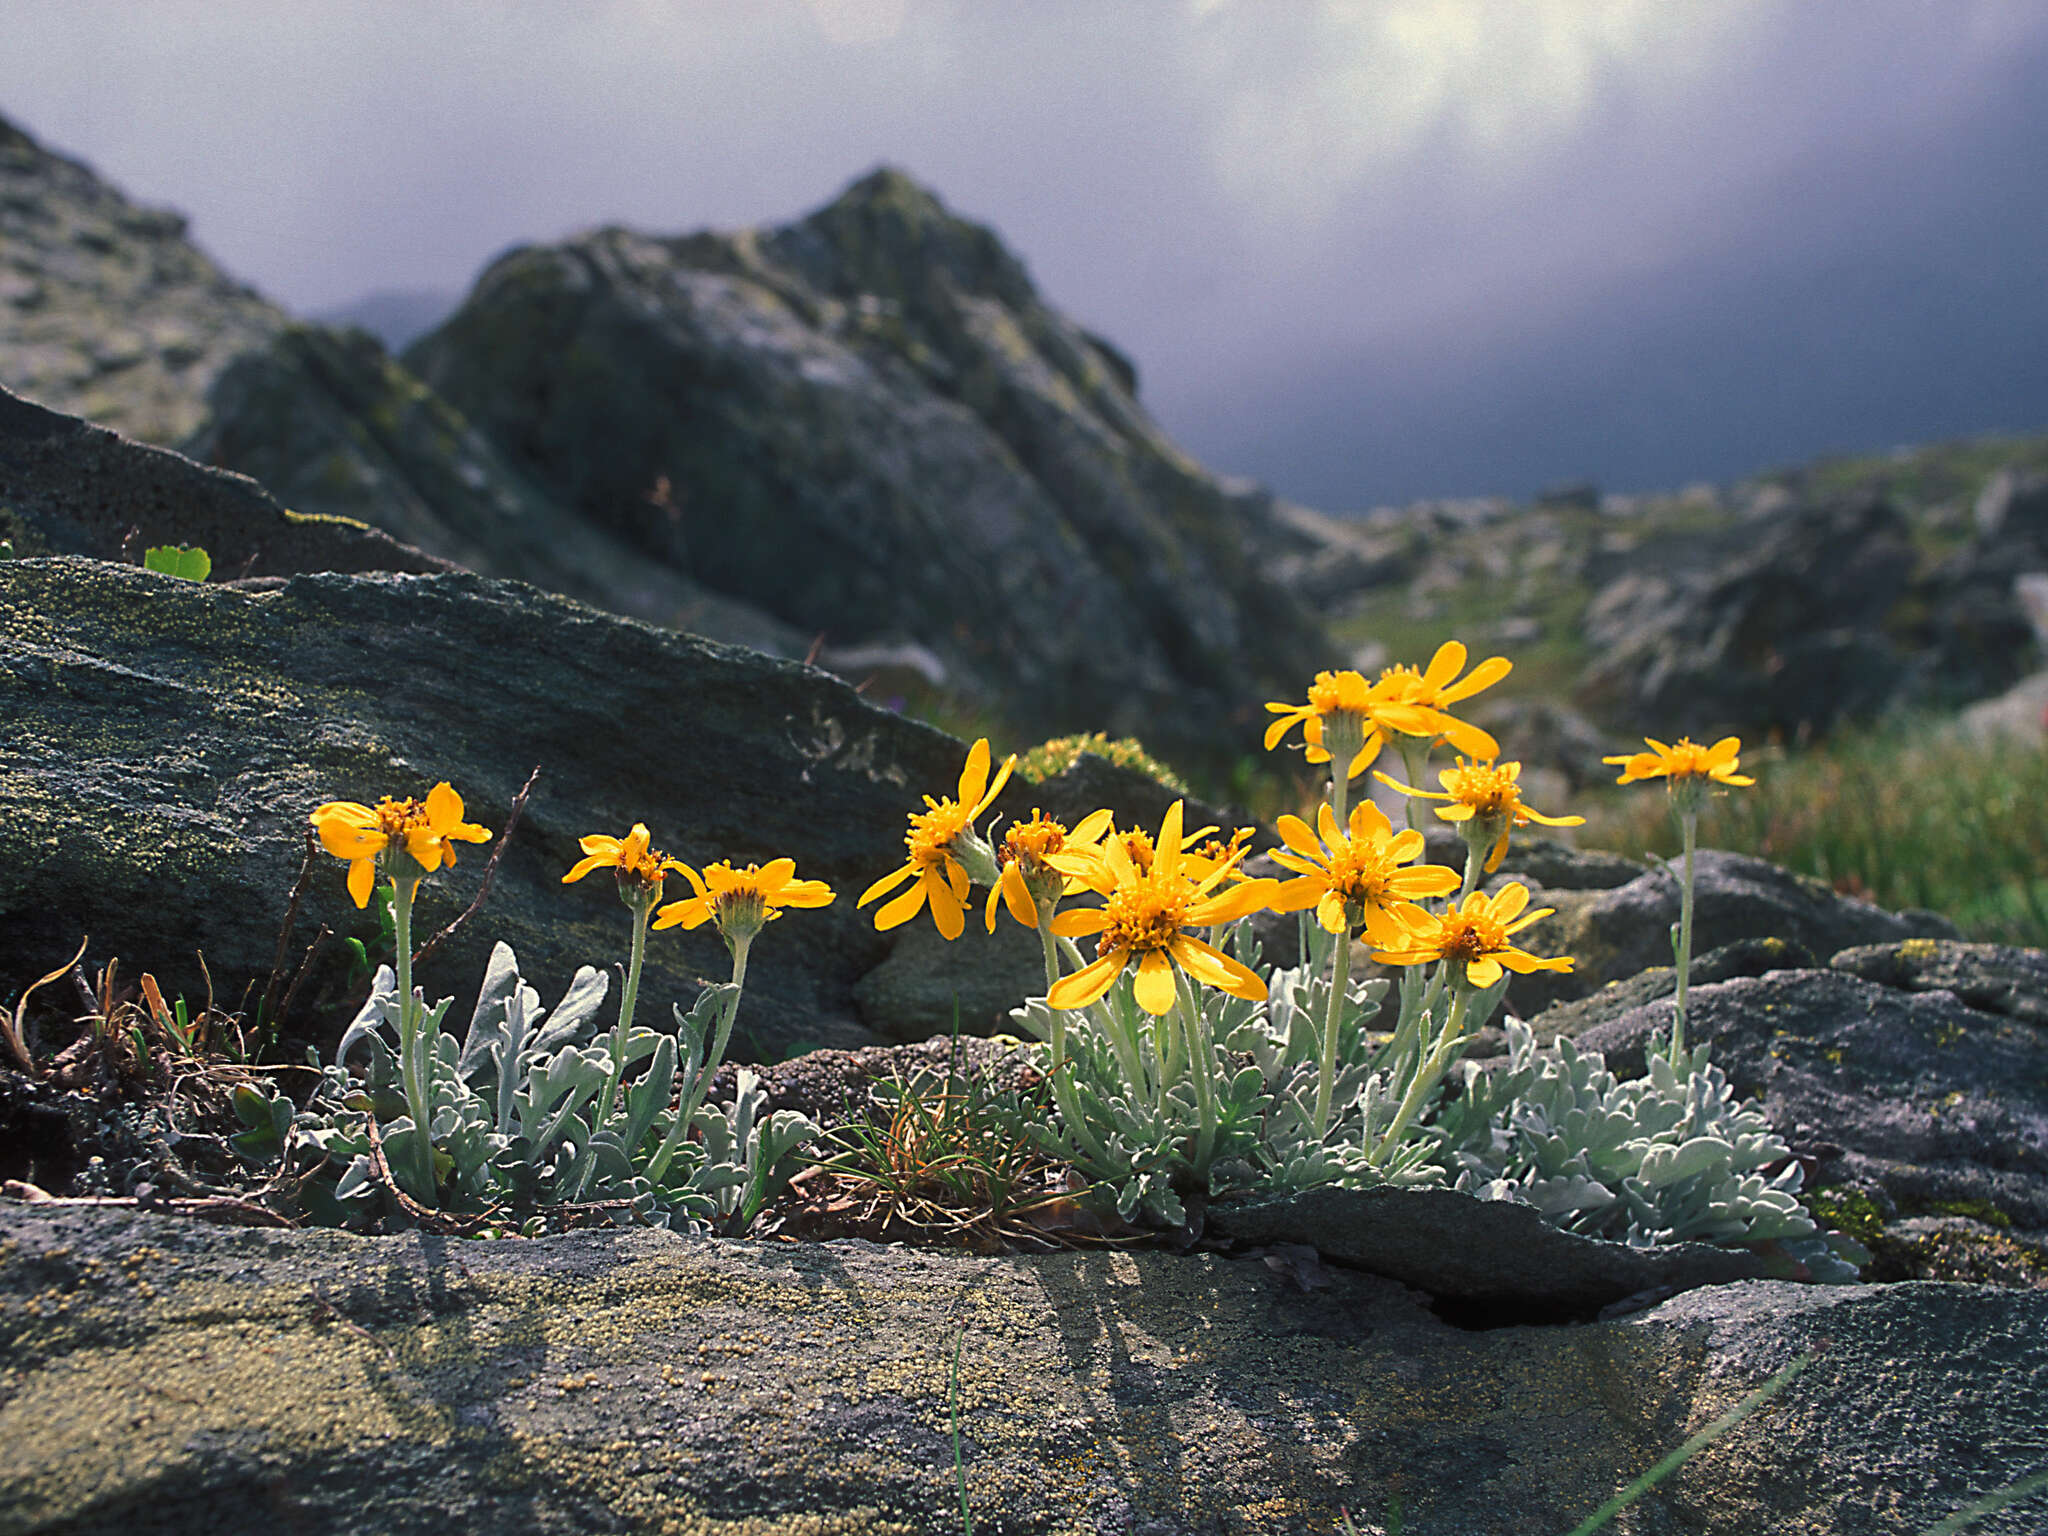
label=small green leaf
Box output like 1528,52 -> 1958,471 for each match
143,544 -> 212,581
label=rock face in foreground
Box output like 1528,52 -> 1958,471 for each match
3,1205 -> 2043,1535
397,169 -> 1327,763
0,557 -> 1243,1060
0,112 -> 287,444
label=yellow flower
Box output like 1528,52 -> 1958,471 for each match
1373,640 -> 1512,719
1045,801 -> 1276,1016
1603,736 -> 1755,788
1263,643 -> 1503,781
984,808 -> 1114,932
1184,826 -> 1256,884
1370,883 -> 1573,990
1374,758 -> 1584,873
311,781 -> 491,908
654,858 -> 836,943
1267,800 -> 1461,935
859,738 -> 1017,941
562,823 -> 686,901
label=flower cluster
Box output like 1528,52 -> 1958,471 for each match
287,634 -> 1789,1264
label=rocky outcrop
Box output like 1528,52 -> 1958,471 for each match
0,112 -> 286,444
3,1203 -> 2043,1535
398,169 -> 1328,766
0,556 -> 1248,1064
1576,493 -> 1920,738
180,323 -> 808,655
0,382 -> 448,577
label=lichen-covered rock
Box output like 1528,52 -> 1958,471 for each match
1831,937 -> 2048,1026
3,1205 -> 2044,1535
400,168 -> 1328,768
0,558 -> 1236,1062
0,382 -> 448,577
0,112 -> 286,444
1572,967 -> 2048,1234
1501,846 -> 1957,1019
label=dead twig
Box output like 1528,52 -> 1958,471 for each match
275,923 -> 331,1029
361,1111 -> 506,1236
411,763 -> 541,971
5,935 -> 89,1077
257,827 -> 320,1032
0,1189 -> 298,1227
309,1287 -> 398,1366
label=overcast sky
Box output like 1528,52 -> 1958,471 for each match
5,0 -> 2046,507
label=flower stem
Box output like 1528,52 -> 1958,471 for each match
1313,916 -> 1351,1141
1328,757 -> 1351,828
1371,983 -> 1473,1167
1671,807 -> 1698,1065
1035,905 -> 1062,1000
650,934 -> 754,1185
389,875 -> 436,1203
596,896 -> 652,1126
1177,967 -> 1220,1175
1459,836 -> 1485,902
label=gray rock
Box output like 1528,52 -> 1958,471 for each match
3,1204 -> 2044,1535
1517,935 -> 1817,1045
1832,938 -> 2048,1026
1504,847 -> 1957,1020
1,555 -> 1224,1063
180,322 -> 815,659
1577,492 -> 1918,738
1206,1184 -> 1772,1315
400,168 -> 1329,768
1573,967 -> 2048,1231
0,112 -> 286,445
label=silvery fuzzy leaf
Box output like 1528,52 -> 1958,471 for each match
336,965 -> 399,1068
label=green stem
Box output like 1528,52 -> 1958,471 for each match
1034,905 -> 1062,1000
1313,916 -> 1352,1141
389,875 -> 436,1203
1329,755 -> 1351,828
596,898 -> 652,1126
1398,742 -> 1429,834
1672,808 -> 1697,1066
1371,984 -> 1472,1166
1458,836 -> 1485,902
1177,966 -> 1220,1175
649,934 -> 754,1185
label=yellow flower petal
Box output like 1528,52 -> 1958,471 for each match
1048,949 -> 1125,1010
1132,949 -> 1179,1016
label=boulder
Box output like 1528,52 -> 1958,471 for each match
0,382 -> 448,578
1577,492 -> 1918,738
1832,937 -> 2048,1027
1572,967 -> 2048,1233
180,323 -> 813,659
0,112 -> 286,445
0,556 -> 1244,1063
1498,846 -> 1957,1020
2,1204 -> 2043,1535
399,168 -> 1329,768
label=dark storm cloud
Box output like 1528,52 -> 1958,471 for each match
3,1 -> 2044,506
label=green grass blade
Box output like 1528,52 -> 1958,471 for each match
1917,1464 -> 2048,1536
1561,1352 -> 1810,1536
